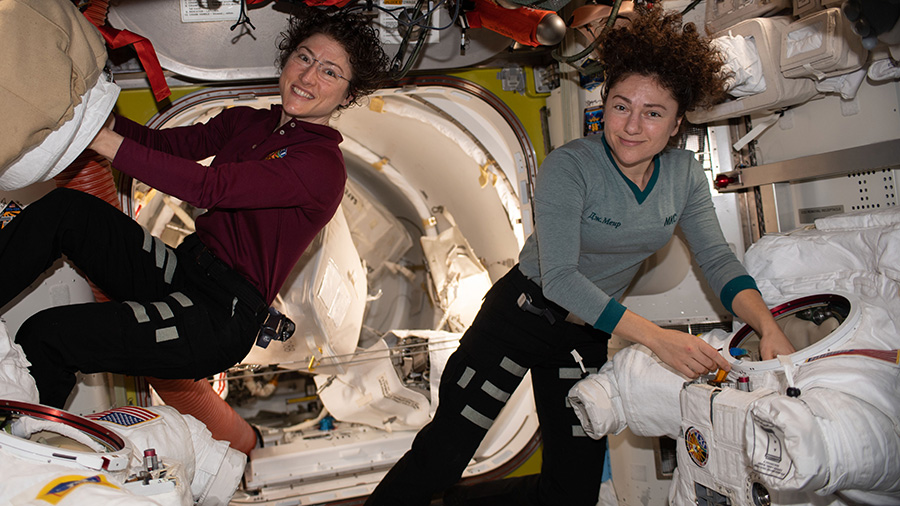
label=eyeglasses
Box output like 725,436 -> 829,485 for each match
291,48 -> 349,84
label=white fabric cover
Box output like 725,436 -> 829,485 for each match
712,35 -> 767,97
868,58 -> 900,81
748,384 -> 900,498
687,16 -> 819,124
780,9 -> 867,80
814,67 -> 867,100
705,0 -> 792,35
91,405 -> 246,505
0,319 -> 39,403
420,220 -> 493,332
814,206 -> 900,231
315,339 -> 432,431
241,207 -> 367,376
0,76 -> 119,191
10,415 -> 107,453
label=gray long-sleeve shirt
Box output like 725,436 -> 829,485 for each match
518,135 -> 756,333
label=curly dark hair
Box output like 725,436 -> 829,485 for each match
277,6 -> 390,110
596,4 -> 727,118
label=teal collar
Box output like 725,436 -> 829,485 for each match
602,136 -> 659,205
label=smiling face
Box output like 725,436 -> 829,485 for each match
603,74 -> 683,183
279,33 -> 353,126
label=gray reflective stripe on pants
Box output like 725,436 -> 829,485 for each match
152,302 -> 175,320
170,292 -> 193,308
572,425 -> 588,437
124,301 -> 150,323
457,367 -> 475,388
559,367 -> 598,379
153,237 -> 167,270
163,248 -> 176,284
500,357 -> 526,377
142,228 -> 153,253
461,405 -> 494,430
156,327 -> 179,342
142,229 -> 176,284
124,301 -> 180,342
481,380 -> 510,402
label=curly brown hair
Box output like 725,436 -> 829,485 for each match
596,4 -> 727,118
277,6 -> 390,110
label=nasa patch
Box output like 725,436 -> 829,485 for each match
684,426 -> 709,467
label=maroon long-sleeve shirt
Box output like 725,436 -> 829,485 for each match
113,105 -> 346,304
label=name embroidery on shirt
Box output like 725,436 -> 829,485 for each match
664,212 -> 678,226
265,148 -> 288,160
587,212 -> 621,229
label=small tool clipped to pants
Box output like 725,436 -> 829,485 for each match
517,292 -> 557,324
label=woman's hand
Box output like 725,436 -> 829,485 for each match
615,310 -> 730,379
647,328 -> 731,379
731,289 -> 796,360
758,327 -> 795,360
88,115 -> 124,161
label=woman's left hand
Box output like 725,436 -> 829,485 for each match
732,289 -> 796,361
88,119 -> 124,161
758,327 -> 795,360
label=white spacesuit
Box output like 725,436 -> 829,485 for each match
568,207 -> 900,506
0,322 -> 246,505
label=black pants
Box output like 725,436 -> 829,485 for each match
0,188 -> 264,407
365,266 -> 609,506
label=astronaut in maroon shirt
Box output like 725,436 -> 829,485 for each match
0,6 -> 389,408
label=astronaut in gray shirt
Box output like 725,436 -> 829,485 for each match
366,6 -> 795,506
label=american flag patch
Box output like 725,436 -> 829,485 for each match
85,406 -> 159,427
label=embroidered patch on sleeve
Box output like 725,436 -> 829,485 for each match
265,148 -> 288,160
36,475 -> 119,504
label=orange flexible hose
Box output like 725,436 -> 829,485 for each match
55,152 -> 257,455
146,377 -> 258,455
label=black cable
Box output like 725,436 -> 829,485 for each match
230,0 -> 256,31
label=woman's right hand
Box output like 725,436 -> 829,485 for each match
615,310 -> 730,379
646,328 -> 730,379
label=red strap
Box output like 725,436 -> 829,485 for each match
92,22 -> 171,102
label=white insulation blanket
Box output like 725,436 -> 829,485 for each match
0,320 -> 39,403
568,208 -> 900,504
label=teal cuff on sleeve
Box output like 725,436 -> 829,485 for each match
721,275 -> 759,315
593,300 -> 627,334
